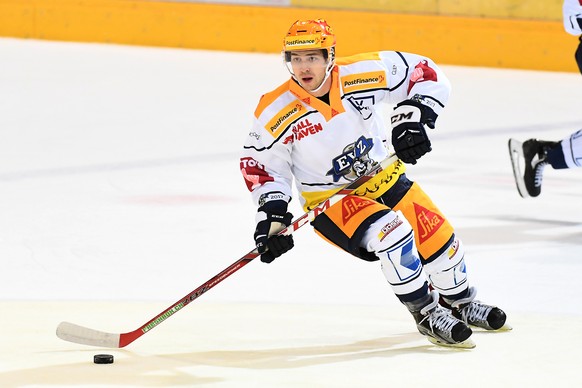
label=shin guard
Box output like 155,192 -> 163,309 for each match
422,237 -> 468,299
362,210 -> 427,298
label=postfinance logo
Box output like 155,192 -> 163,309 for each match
341,71 -> 387,93
285,34 -> 322,49
266,101 -> 305,138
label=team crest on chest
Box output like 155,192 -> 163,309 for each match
326,136 -> 375,182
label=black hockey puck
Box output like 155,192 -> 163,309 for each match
93,354 -> 114,364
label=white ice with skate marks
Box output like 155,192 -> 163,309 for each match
0,38 -> 581,387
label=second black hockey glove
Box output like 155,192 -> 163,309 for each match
390,99 -> 437,165
254,195 -> 294,263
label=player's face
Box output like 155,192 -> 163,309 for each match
289,50 -> 330,94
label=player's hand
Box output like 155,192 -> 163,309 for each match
254,196 -> 294,263
390,100 -> 436,164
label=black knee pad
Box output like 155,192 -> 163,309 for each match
312,210 -> 388,261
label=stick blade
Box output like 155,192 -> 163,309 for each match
56,321 -> 121,348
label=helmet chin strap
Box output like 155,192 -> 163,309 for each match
284,51 -> 335,94
307,63 -> 333,94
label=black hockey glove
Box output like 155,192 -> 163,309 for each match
390,99 -> 438,165
254,195 -> 294,263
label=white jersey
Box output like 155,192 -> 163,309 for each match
563,0 -> 582,35
560,129 -> 582,167
241,51 -> 451,211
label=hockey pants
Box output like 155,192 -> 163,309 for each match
312,174 -> 469,303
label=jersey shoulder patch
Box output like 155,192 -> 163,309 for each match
337,53 -> 387,94
340,70 -> 388,94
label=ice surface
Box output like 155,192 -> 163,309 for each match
0,38 -> 581,387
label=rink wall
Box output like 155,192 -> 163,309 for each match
290,0 -> 564,20
0,0 -> 578,72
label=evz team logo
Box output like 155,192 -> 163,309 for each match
326,136 -> 374,182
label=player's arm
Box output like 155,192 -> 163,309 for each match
241,119 -> 295,263
380,51 -> 451,164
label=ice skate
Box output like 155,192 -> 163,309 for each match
450,287 -> 511,331
411,291 -> 475,349
508,138 -> 558,198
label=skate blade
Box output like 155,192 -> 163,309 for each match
427,336 -> 476,349
497,323 -> 513,331
507,138 -> 530,198
472,323 -> 513,332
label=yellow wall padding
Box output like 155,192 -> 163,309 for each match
0,0 -> 578,72
290,0 -> 564,21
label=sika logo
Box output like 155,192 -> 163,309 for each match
342,196 -> 374,224
414,203 -> 444,244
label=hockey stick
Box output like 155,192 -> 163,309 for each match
56,153 -> 398,348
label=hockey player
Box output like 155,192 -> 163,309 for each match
240,19 -> 507,348
506,1 -> 582,197
508,130 -> 582,197
563,0 -> 582,74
